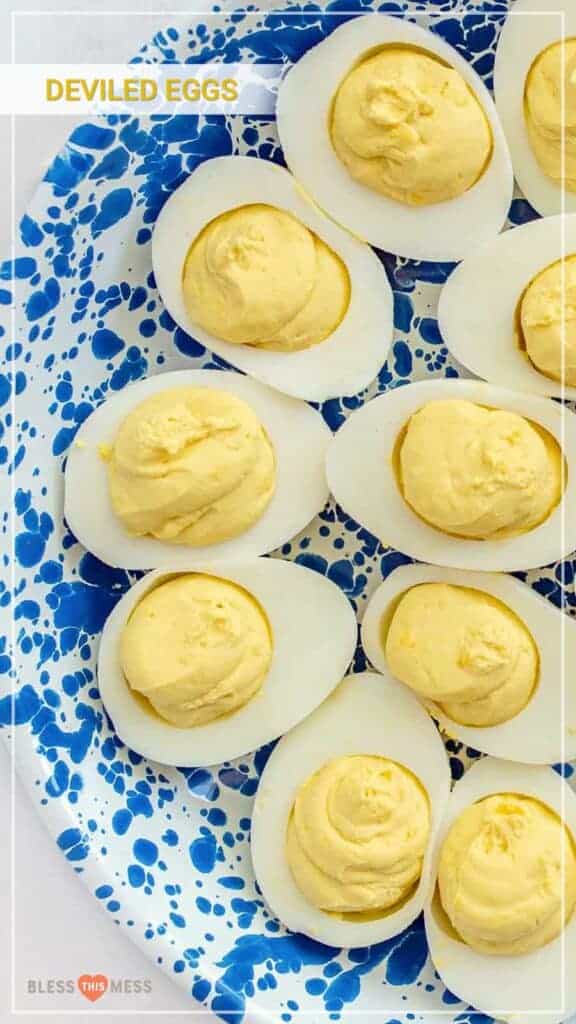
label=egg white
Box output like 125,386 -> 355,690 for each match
64,369 -> 331,569
325,378 -> 576,572
251,671 -> 450,948
438,214 -> 576,399
152,156 -> 393,401
494,0 -> 576,218
97,559 -> 357,766
276,14 -> 513,262
425,757 -> 576,1023
361,563 -> 576,764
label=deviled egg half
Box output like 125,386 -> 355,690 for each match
251,672 -> 450,947
439,214 -> 576,398
326,379 -> 576,571
152,156 -> 393,401
426,757 -> 576,1023
362,563 -> 576,764
277,14 -> 513,261
64,369 -> 330,569
495,0 -> 576,217
97,559 -> 357,766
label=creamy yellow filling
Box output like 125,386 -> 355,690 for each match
397,399 -> 564,540
330,46 -> 492,206
519,255 -> 576,386
120,573 -> 273,727
525,39 -> 576,193
105,386 -> 276,547
182,204 -> 350,351
385,584 -> 538,727
286,755 -> 430,917
439,793 -> 576,955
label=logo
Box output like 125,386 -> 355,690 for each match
77,975 -> 109,1003
26,975 -> 152,1001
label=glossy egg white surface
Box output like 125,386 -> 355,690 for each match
64,369 -> 331,570
495,0 -> 576,218
277,14 -> 513,262
251,671 -> 450,948
97,559 -> 357,767
439,215 -> 576,399
152,156 -> 393,401
361,563 -> 576,764
425,757 -> 576,1024
325,378 -> 576,572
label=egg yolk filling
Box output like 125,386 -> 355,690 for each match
438,793 -> 576,956
330,46 -> 493,207
518,255 -> 576,386
182,204 -> 350,351
397,399 -> 564,540
385,583 -> 538,727
524,39 -> 576,193
105,386 -> 276,547
286,755 -> 430,918
120,574 -> 273,727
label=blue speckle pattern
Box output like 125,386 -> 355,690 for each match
2,2 -> 574,1022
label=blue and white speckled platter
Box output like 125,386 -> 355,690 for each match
2,2 -> 575,1021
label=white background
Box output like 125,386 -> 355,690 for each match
1,1 -> 222,1020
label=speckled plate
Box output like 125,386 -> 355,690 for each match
2,3 -> 575,1022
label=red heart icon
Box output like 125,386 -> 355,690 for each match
77,974 -> 108,1003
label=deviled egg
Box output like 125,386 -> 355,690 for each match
152,156 -> 393,401
362,563 -> 576,763
425,757 -> 576,1022
64,369 -> 330,569
326,379 -> 576,571
494,0 -> 576,217
439,213 -> 576,399
277,14 -> 513,261
97,559 -> 357,765
251,672 -> 450,947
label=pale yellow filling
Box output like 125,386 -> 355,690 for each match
286,755 -> 430,917
105,386 -> 276,547
397,399 -> 564,540
385,584 -> 538,727
330,46 -> 492,206
120,573 -> 273,727
519,255 -> 576,386
439,793 -> 576,955
525,39 -> 576,193
182,204 -> 350,351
